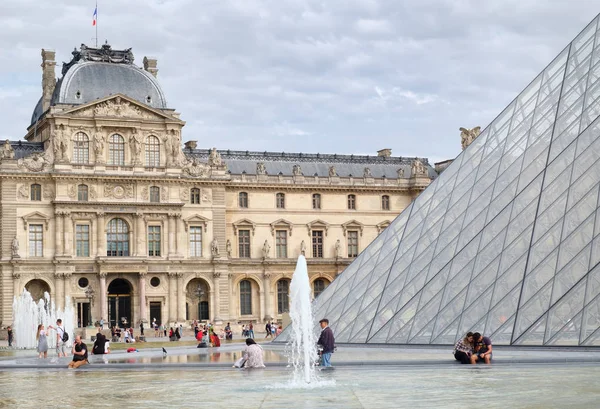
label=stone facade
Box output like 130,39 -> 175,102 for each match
0,44 -> 434,328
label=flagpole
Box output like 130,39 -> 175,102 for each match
95,1 -> 98,48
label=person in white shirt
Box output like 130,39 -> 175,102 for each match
48,318 -> 67,357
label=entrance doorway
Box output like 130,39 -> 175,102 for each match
108,279 -> 132,328
76,302 -> 92,327
199,301 -> 209,320
149,302 -> 162,327
185,278 -> 210,321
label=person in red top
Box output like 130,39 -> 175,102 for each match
210,329 -> 221,347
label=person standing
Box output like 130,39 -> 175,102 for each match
68,335 -> 89,369
265,321 -> 272,339
99,317 -> 105,329
36,324 -> 49,359
225,322 -> 232,340
7,326 -> 13,347
248,322 -> 255,339
49,318 -> 67,357
140,321 -> 144,337
317,318 -> 335,367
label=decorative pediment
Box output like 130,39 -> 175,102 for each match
377,220 -> 392,235
62,94 -> 180,122
342,220 -> 364,236
183,214 -> 210,232
232,218 -> 256,236
22,211 -> 50,230
270,219 -> 293,236
307,219 -> 330,236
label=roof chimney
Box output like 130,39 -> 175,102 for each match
41,49 -> 56,112
143,56 -> 158,78
377,148 -> 392,157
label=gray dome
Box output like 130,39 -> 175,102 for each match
57,61 -> 167,108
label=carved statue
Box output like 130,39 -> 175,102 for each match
363,167 -> 372,178
335,239 -> 342,259
256,162 -> 267,175
0,140 -> 14,160
300,240 -> 306,256
165,130 -> 183,166
52,126 -> 69,163
11,236 -> 19,258
130,130 -> 142,165
460,126 -> 481,150
262,240 -> 271,259
411,160 -> 427,177
226,239 -> 232,257
93,129 -> 105,162
18,151 -> 52,172
292,164 -> 302,176
17,185 -> 28,199
397,168 -> 405,178
182,157 -> 210,177
328,166 -> 337,177
208,148 -> 223,167
210,238 -> 220,257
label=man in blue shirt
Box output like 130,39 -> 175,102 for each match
472,332 -> 493,364
317,318 -> 335,367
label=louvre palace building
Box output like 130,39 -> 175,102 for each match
0,44 -> 435,329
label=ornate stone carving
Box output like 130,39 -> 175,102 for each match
292,164 -> 302,176
104,183 -> 134,199
89,186 -> 97,199
11,236 -> 20,258
12,272 -> 21,279
335,239 -> 342,259
182,157 -> 210,177
208,148 -> 223,167
67,185 -> 76,199
180,188 -> 189,201
160,186 -> 168,202
52,125 -> 69,163
226,239 -> 232,257
300,240 -> 306,255
93,128 -> 106,163
0,140 -> 15,160
62,43 -> 134,75
98,271 -> 108,278
411,160 -> 427,177
256,162 -> 267,175
262,240 -> 270,259
329,166 -> 337,177
211,238 -> 220,257
213,272 -> 221,279
18,150 -> 52,172
164,130 -> 183,167
397,168 -> 405,179
460,126 -> 481,150
17,185 -> 28,200
85,96 -> 155,119
363,167 -> 372,178
141,186 -> 149,201
201,188 -> 212,203
129,129 -> 142,166
43,185 -> 55,200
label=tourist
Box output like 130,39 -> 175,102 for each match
317,318 -> 335,367
472,332 -> 493,364
154,322 -> 159,337
169,327 -> 174,341
92,331 -> 108,355
271,323 -> 277,337
225,322 -> 232,340
265,321 -> 272,339
99,317 -> 104,329
175,327 -> 181,341
248,322 -> 255,338
453,332 -> 474,364
140,321 -> 144,337
241,324 -> 247,337
163,325 -> 167,337
50,318 -> 67,357
210,329 -> 221,347
179,324 -> 183,337
68,335 -> 88,369
243,338 -> 265,368
7,326 -> 12,347
36,324 -> 49,359
276,324 -> 282,336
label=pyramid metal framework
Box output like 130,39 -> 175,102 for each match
278,15 -> 600,346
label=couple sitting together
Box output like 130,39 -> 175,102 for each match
453,332 -> 492,364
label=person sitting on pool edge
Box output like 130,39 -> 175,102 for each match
472,332 -> 492,364
68,335 -> 89,369
453,332 -> 474,364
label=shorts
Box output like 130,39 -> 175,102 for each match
56,341 -> 67,356
68,359 -> 88,369
477,353 -> 492,361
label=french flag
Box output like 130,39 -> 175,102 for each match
92,6 -> 97,26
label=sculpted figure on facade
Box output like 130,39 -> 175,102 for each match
211,238 -> 220,257
93,128 -> 106,163
300,240 -> 306,255
17,185 -> 28,200
397,167 -> 405,179
164,130 -> 183,167
335,239 -> 342,259
11,236 -> 20,258
411,160 -> 427,177
226,239 -> 232,257
329,165 -> 337,177
262,240 -> 270,259
292,164 -> 302,176
208,147 -> 223,167
18,151 -> 52,172
182,156 -> 210,177
201,188 -> 212,203
52,125 -> 69,163
256,162 -> 267,175
129,129 -> 142,165
363,167 -> 372,178
460,126 -> 481,150
0,140 -> 15,160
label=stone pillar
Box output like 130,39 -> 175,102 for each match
63,212 -> 72,256
175,214 -> 183,256
212,272 -> 221,322
96,212 -> 105,257
168,272 -> 177,323
12,272 -> 21,301
263,273 -> 273,321
177,273 -> 184,321
259,288 -> 265,324
139,272 -> 147,324
54,272 -> 64,311
99,272 -> 107,328
54,213 -> 63,257
63,273 -> 72,307
136,213 -> 145,257
168,214 -> 176,256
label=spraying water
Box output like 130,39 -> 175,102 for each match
288,255 -> 319,384
12,289 -> 75,349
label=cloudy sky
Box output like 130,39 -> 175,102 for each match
0,1 -> 598,164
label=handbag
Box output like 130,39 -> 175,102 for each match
233,357 -> 247,368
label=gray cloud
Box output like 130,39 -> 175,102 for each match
0,0 -> 598,163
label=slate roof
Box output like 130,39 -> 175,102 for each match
11,141 -> 44,160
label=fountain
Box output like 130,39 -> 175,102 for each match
12,289 -> 75,349
288,255 -> 319,384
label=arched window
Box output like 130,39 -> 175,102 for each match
276,193 -> 285,209
312,193 -> 321,209
78,185 -> 88,201
191,188 -> 200,204
73,132 -> 89,164
108,134 -> 125,165
348,194 -> 356,210
239,192 -> 249,208
149,186 -> 160,203
313,279 -> 328,298
240,280 -> 252,315
106,218 -> 129,256
30,184 -> 42,201
382,195 -> 390,210
277,279 -> 290,314
145,136 -> 160,167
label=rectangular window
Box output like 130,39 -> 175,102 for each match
348,231 -> 359,257
312,230 -> 323,258
76,225 -> 90,257
148,226 -> 161,257
29,224 -> 43,257
239,229 -> 251,258
191,189 -> 201,204
276,230 -> 288,258
189,226 -> 202,257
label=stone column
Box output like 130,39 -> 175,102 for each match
136,213 -> 145,257
96,212 -> 105,257
54,272 -> 64,311
90,218 -> 97,257
63,212 -> 72,256
263,273 -> 273,321
177,273 -> 184,321
212,272 -> 221,322
168,272 -> 177,323
259,288 -> 265,324
99,272 -> 107,328
139,272 -> 147,324
175,214 -> 183,256
168,214 -> 176,256
12,272 -> 21,302
63,273 -> 72,307
54,213 -> 63,257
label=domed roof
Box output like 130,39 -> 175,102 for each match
31,43 -> 167,125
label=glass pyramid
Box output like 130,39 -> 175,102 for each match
278,14 -> 600,346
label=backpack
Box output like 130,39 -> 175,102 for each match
61,328 -> 69,343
